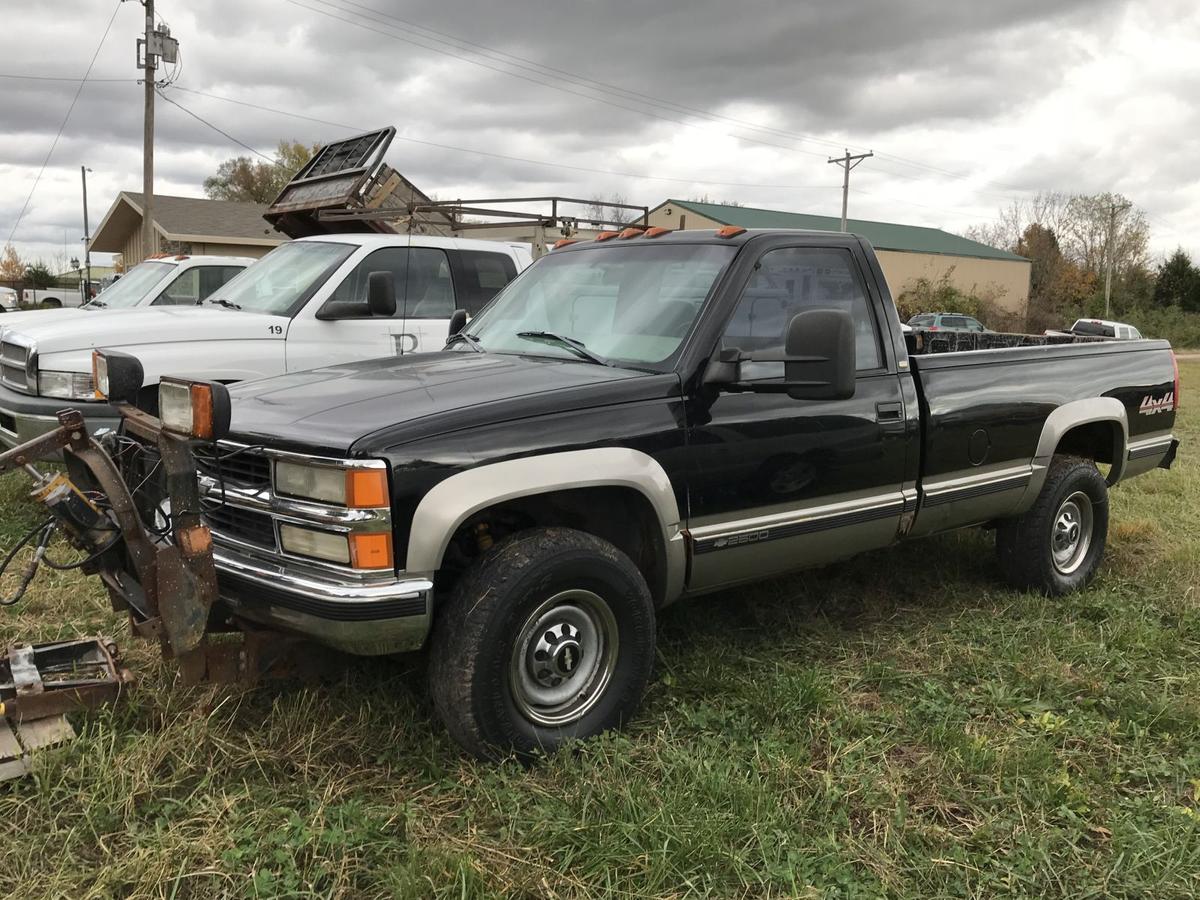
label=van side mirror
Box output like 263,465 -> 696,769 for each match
782,309 -> 855,400
448,308 -> 468,337
702,308 -> 856,401
366,271 -> 397,317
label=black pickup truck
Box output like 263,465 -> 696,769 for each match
22,226 -> 1179,760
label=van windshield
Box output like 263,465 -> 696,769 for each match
206,241 -> 355,316
85,261 -> 174,309
465,243 -> 736,369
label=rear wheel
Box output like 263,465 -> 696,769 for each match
996,455 -> 1109,595
429,527 -> 655,760
40,298 -> 61,308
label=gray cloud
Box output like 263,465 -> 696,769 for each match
2,0 -> 1198,264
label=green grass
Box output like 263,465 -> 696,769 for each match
1,365 -> 1198,898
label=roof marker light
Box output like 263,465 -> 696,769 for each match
716,225 -> 747,239
552,239 -> 578,249
618,227 -> 643,239
594,231 -> 621,242
643,227 -> 672,238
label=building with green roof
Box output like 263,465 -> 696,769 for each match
647,199 -> 1031,318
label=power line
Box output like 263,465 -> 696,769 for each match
0,72 -> 135,82
168,85 -> 839,191
155,89 -> 273,161
6,1 -> 123,245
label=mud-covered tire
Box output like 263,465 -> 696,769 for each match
429,527 -> 656,761
996,455 -> 1109,595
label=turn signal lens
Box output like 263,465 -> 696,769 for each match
350,532 -> 393,570
346,468 -> 388,508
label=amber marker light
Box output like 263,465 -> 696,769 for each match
345,468 -> 389,508
350,532 -> 394,570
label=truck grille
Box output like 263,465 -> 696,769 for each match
203,504 -> 277,551
0,338 -> 31,392
194,445 -> 272,490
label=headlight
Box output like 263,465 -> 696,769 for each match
37,370 -> 95,400
274,461 -> 388,508
278,524 -> 393,570
159,378 -> 231,441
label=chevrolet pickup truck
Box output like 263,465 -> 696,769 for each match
0,235 -> 531,451
10,226 -> 1179,761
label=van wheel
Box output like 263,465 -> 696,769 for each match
429,527 -> 656,761
996,455 -> 1109,595
41,298 -> 61,308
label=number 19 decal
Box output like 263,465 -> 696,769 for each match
268,325 -> 283,334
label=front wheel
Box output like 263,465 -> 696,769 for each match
996,455 -> 1109,595
429,527 -> 656,761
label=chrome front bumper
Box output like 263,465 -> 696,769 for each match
213,546 -> 433,656
0,385 -> 120,453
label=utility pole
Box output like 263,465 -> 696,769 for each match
134,1 -> 176,261
140,0 -> 155,260
1103,199 -> 1132,318
80,166 -> 92,298
827,148 -> 873,232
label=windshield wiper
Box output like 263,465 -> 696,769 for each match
445,331 -> 484,352
515,331 -> 610,366
201,297 -> 242,310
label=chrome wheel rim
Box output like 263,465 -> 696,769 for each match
509,589 -> 619,727
1051,491 -> 1093,575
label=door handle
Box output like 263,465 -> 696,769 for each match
875,401 -> 905,430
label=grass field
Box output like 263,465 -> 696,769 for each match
1,363 -> 1197,899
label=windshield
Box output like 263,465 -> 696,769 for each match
208,241 -> 355,315
465,243 -> 737,368
1071,320 -> 1116,337
85,261 -> 174,309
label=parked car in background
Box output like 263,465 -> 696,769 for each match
0,234 -> 532,451
0,255 -> 253,333
0,287 -> 17,312
1045,318 -> 1143,340
908,312 -> 989,332
23,286 -> 85,308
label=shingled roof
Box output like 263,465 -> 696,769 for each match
90,192 -> 282,252
659,198 -> 1025,262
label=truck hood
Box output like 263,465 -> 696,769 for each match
0,308 -> 90,330
1,306 -> 286,354
227,351 -> 655,453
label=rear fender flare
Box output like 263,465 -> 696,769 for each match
406,448 -> 685,603
1024,397 -> 1128,502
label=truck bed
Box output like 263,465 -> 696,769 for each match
906,328 -> 1105,355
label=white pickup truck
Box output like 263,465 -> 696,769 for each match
0,255 -> 253,331
0,234 -> 531,450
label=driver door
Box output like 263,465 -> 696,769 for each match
685,242 -> 910,592
284,247 -> 454,372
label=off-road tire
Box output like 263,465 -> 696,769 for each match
996,454 -> 1109,595
429,527 -> 656,761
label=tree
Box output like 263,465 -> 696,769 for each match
0,243 -> 23,282
1154,248 -> 1200,312
23,261 -> 55,289
203,139 -> 320,204
586,193 -> 635,225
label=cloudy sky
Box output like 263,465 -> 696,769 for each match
2,0 -> 1197,268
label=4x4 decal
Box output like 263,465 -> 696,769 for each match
1138,392 -> 1175,415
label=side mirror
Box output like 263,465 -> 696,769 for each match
782,308 -> 855,400
448,308 -> 468,337
366,271 -> 397,317
702,308 -> 856,401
